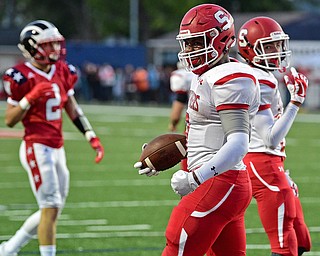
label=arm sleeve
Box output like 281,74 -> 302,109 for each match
194,132 -> 249,183
254,102 -> 299,149
194,109 -> 250,183
175,92 -> 188,104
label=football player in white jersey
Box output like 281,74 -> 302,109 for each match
168,61 -> 195,132
238,17 -> 311,256
0,20 -> 104,256
168,61 -> 196,171
135,4 -> 260,255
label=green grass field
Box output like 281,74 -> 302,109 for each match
0,102 -> 319,255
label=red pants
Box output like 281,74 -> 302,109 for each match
162,170 -> 251,256
243,153 -> 311,256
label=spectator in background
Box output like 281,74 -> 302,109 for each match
147,64 -> 160,103
132,67 -> 150,103
124,64 -> 136,102
83,62 -> 100,101
98,63 -> 116,102
158,65 -> 174,104
113,67 -> 125,103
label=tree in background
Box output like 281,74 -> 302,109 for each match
0,0 -> 318,43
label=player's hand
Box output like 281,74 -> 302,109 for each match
171,170 -> 199,196
168,123 -> 177,132
285,170 -> 299,197
25,82 -> 53,105
89,137 -> 104,163
133,161 -> 160,176
134,143 -> 160,177
284,67 -> 308,104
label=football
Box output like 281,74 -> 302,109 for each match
139,133 -> 187,171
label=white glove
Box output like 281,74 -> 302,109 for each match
133,143 -> 160,177
284,67 -> 308,104
285,170 -> 299,197
171,170 -> 199,196
134,161 -> 160,176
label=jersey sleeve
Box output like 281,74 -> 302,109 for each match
170,71 -> 186,93
58,61 -> 78,95
212,73 -> 258,112
66,63 -> 78,89
170,69 -> 194,93
2,67 -> 29,104
258,79 -> 277,111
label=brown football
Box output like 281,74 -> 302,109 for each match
139,133 -> 187,171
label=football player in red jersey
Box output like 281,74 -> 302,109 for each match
238,17 -> 311,256
135,4 -> 260,255
0,20 -> 104,256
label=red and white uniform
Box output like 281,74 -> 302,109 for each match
3,60 -> 77,208
248,68 -> 286,156
163,62 -> 259,256
243,67 -> 311,255
187,62 -> 259,171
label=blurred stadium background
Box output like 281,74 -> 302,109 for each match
0,0 -> 320,109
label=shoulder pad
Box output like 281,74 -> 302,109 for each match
68,64 -> 77,74
4,68 -> 27,85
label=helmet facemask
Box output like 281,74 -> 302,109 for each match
252,32 -> 291,72
177,28 -> 219,74
33,41 -> 62,64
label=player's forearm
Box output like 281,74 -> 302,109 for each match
5,104 -> 26,127
194,132 -> 249,183
169,101 -> 185,131
66,96 -> 96,140
256,103 -> 299,149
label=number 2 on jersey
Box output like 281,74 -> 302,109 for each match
46,83 -> 61,121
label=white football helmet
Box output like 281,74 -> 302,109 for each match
18,20 -> 65,65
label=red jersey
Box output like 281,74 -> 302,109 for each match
3,61 -> 78,148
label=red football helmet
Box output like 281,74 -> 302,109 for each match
18,20 -> 65,65
238,16 -> 291,71
176,4 -> 236,75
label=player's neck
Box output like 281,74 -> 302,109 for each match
31,61 -> 52,73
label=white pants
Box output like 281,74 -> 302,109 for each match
19,141 -> 69,209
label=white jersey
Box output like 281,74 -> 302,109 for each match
249,67 -> 286,157
186,62 -> 260,171
170,68 -> 195,93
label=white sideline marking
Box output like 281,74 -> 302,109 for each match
56,231 -> 164,239
246,244 -> 270,249
86,224 -> 151,231
8,214 -> 71,221
58,219 -> 108,226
